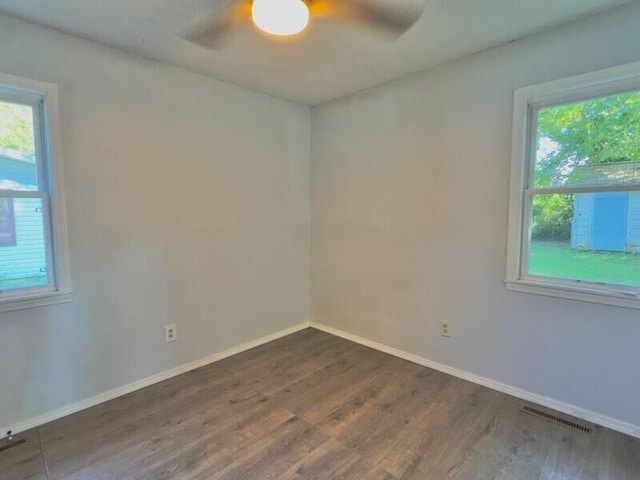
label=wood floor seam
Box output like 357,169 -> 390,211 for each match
35,427 -> 50,480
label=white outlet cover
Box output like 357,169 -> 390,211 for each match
165,324 -> 177,343
441,321 -> 451,337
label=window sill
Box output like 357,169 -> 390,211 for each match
505,279 -> 640,309
0,290 -> 73,314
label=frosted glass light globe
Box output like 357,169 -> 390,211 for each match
252,0 -> 309,36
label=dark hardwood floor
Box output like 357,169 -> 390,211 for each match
2,328 -> 639,479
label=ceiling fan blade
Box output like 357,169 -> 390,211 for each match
311,0 -> 424,37
184,0 -> 251,49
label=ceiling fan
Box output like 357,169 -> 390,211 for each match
185,0 -> 425,47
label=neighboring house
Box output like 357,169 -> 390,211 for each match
0,147 -> 47,284
571,162 -> 640,252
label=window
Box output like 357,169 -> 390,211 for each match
506,62 -> 640,308
0,73 -> 70,312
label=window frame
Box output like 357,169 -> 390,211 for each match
0,72 -> 71,313
506,61 -> 640,309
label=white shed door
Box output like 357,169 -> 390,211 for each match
572,194 -> 593,249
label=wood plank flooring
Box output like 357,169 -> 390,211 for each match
2,328 -> 639,479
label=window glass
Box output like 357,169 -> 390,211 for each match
0,74 -> 70,310
0,100 -> 38,191
0,196 -> 49,291
527,193 -> 640,287
1,97 -> 50,296
508,64 -> 640,306
524,89 -> 640,289
534,91 -> 640,189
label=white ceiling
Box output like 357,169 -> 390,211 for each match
0,0 -> 631,104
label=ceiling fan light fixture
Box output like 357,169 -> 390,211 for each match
252,0 -> 309,36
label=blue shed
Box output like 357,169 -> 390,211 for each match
571,162 -> 640,253
0,147 -> 48,287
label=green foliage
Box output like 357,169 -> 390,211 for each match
536,91 -> 640,187
0,102 -> 35,155
531,195 -> 573,241
533,90 -> 640,242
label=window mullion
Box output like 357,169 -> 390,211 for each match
520,191 -> 533,279
41,195 -> 56,291
0,191 -> 46,199
0,90 -> 42,107
527,185 -> 640,195
33,99 -> 49,194
525,104 -> 539,189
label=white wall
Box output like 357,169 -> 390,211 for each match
3,2 -> 640,435
312,3 -> 640,428
0,15 -> 310,429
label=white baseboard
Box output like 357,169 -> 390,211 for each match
310,322 -> 640,439
6,320 -> 638,440
2,322 -> 310,436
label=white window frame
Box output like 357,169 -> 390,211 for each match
506,61 -> 640,309
0,72 -> 71,313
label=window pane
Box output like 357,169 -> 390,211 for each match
0,197 -> 49,292
534,90 -> 640,188
0,101 -> 38,191
527,193 -> 640,287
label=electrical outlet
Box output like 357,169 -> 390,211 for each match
441,320 -> 451,337
165,324 -> 177,343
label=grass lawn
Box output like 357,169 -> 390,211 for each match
528,242 -> 640,286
